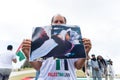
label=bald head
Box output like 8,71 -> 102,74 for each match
51,14 -> 67,25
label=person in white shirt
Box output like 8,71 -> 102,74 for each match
0,45 -> 17,80
107,59 -> 114,80
22,14 -> 92,80
91,54 -> 102,80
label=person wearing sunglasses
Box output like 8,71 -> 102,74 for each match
22,14 -> 92,80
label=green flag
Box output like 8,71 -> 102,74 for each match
16,43 -> 26,61
16,50 -> 26,61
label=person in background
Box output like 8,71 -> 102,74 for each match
82,55 -> 91,80
22,14 -> 92,80
91,54 -> 102,80
0,45 -> 17,80
107,59 -> 114,80
97,55 -> 108,80
35,70 -> 40,80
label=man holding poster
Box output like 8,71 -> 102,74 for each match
22,14 -> 92,80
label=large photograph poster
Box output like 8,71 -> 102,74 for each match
30,25 -> 86,61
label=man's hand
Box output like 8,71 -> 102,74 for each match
22,39 -> 31,60
75,38 -> 92,70
22,39 -> 42,70
82,38 -> 92,55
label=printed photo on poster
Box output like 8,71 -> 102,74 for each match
30,25 -> 86,61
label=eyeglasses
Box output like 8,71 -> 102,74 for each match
54,20 -> 64,24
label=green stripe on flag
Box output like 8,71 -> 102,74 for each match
16,50 -> 26,61
56,59 -> 60,70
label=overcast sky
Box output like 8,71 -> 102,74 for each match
0,0 -> 120,74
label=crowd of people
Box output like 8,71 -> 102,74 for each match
84,54 -> 114,80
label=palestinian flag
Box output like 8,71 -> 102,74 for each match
16,43 -> 26,61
